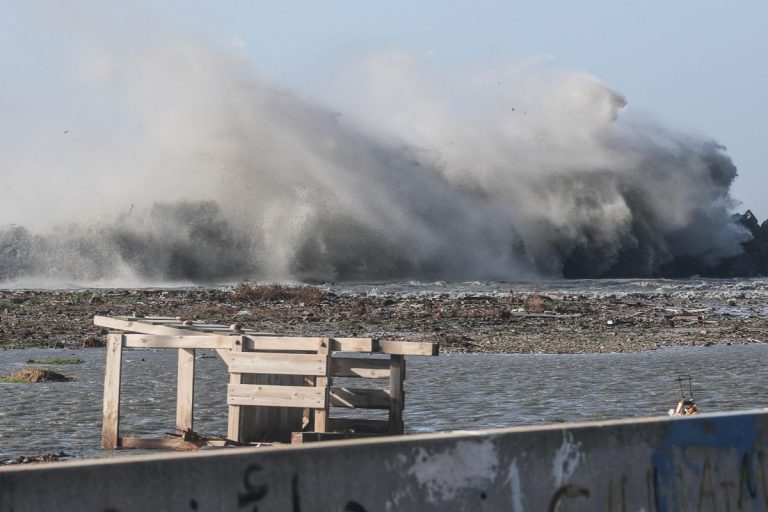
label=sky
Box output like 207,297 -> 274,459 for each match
2,0 -> 767,218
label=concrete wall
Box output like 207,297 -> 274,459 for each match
1,409 -> 767,511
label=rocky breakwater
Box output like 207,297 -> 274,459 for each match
723,210 -> 768,276
1,283 -> 767,354
655,210 -> 768,278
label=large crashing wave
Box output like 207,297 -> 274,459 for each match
0,35 -> 748,286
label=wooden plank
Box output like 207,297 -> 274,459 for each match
327,418 -> 390,434
240,374 -> 306,443
329,387 -> 391,409
244,336 -> 325,352
126,317 -> 236,330
227,384 -> 326,408
94,316 -> 206,336
291,432 -> 379,444
171,325 -> 240,332
119,437 -> 201,451
377,339 -> 439,356
110,324 -> 371,352
136,318 -> 181,324
227,352 -> 328,375
331,357 -> 391,378
243,336 -> 374,353
143,323 -> 268,334
123,334 -> 232,349
175,348 -> 195,432
389,355 -> 405,434
112,317 -> 261,336
227,338 -> 244,443
101,333 -> 123,449
161,326 -> 276,337
146,324 -> 239,333
120,316 -> 275,336
332,337 -> 376,353
314,338 -> 332,432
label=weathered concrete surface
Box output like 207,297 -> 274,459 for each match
1,410 -> 767,511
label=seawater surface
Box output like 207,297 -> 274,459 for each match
1,344 -> 767,460
335,277 -> 768,301
7,277 -> 768,301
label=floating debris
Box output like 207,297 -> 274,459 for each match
0,368 -> 77,383
668,375 -> 699,416
0,451 -> 71,465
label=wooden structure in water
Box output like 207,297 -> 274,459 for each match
94,315 -> 439,450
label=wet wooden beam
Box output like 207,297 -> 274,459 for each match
101,333 -> 123,449
227,338 -> 244,443
389,355 -> 405,434
243,336 -> 374,353
226,352 -> 328,375
95,316 -> 207,336
228,384 -> 327,409
376,340 -> 439,356
123,334 -> 233,349
314,338 -> 332,433
290,432 -> 380,444
175,348 -> 195,432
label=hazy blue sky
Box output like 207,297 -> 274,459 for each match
3,1 -> 767,217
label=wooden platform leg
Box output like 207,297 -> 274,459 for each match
388,355 -> 405,435
227,337 -> 244,443
175,348 -> 195,432
313,337 -> 331,433
101,333 -> 124,449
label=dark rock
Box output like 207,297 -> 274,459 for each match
566,209 -> 768,278
81,335 -> 103,348
737,210 -> 760,235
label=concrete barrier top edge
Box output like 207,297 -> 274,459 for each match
2,407 -> 766,474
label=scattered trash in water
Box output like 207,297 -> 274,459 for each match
668,374 -> 699,416
0,368 -> 77,383
0,451 -> 70,465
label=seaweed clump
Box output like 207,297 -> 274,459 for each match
232,282 -> 328,304
0,368 -> 76,383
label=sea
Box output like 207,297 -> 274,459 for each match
1,278 -> 767,461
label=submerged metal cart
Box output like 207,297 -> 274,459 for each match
95,315 -> 439,449
669,374 -> 699,416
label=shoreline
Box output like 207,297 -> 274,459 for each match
1,285 -> 767,354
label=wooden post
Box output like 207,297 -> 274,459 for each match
388,355 -> 405,435
101,333 -> 124,449
313,337 -> 331,433
227,336 -> 244,443
175,348 -> 195,432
